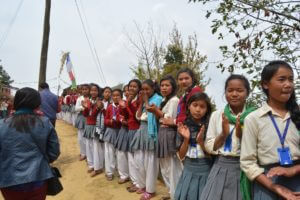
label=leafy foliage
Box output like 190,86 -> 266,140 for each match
0,61 -> 13,86
190,0 -> 300,102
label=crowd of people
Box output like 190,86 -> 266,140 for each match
56,60 -> 300,200
0,60 -> 299,200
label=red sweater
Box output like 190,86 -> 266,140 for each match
83,100 -> 100,125
120,99 -> 140,130
104,104 -> 121,129
176,86 -> 203,123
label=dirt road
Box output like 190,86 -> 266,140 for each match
1,120 -> 168,200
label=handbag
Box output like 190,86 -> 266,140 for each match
28,132 -> 63,196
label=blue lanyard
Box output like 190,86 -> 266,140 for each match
224,127 -> 235,152
268,113 -> 290,148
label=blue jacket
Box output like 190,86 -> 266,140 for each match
0,116 -> 60,188
40,89 -> 58,120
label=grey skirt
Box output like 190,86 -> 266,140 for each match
61,105 -> 68,112
175,157 -> 212,200
200,156 -> 242,200
115,126 -> 129,152
130,122 -> 156,151
253,162 -> 300,200
83,124 -> 96,139
103,127 -> 119,145
75,113 -> 85,129
156,126 -> 177,158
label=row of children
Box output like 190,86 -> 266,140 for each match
58,60 -> 300,200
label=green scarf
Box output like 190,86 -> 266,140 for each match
224,104 -> 256,200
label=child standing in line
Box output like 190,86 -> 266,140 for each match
104,89 -> 122,181
175,92 -> 213,200
146,75 -> 182,200
102,87 -> 112,110
131,79 -> 163,200
240,61 -> 300,200
123,84 -> 129,100
82,83 -> 103,176
201,74 -> 255,200
75,84 -> 90,161
119,79 -> 142,193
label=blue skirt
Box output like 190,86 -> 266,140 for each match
83,124 -> 96,139
175,157 -> 212,200
103,127 -> 119,145
75,113 -> 85,129
253,162 -> 300,200
130,122 -> 156,151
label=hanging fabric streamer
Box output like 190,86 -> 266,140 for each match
65,53 -> 77,89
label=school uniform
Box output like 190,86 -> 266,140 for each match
65,95 -> 72,124
176,86 -> 202,124
130,93 -> 162,193
104,103 -> 121,176
241,103 -> 300,200
75,95 -> 87,157
71,94 -> 78,126
119,97 -> 141,187
83,99 -> 101,170
175,118 -> 212,200
201,108 -> 244,200
157,96 -> 182,199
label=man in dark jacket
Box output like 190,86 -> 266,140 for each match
39,82 -> 59,127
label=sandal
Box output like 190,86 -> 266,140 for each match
140,192 -> 155,200
90,169 -> 103,177
127,185 -> 138,193
136,187 -> 146,194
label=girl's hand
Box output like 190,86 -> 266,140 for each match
196,125 -> 205,145
119,100 -> 126,109
82,99 -> 89,108
267,167 -> 297,178
142,92 -> 148,104
178,122 -> 190,140
222,113 -> 230,138
235,114 -> 242,138
160,117 -> 174,126
138,91 -> 144,104
146,103 -> 157,113
96,99 -> 103,109
271,184 -> 299,200
127,94 -> 134,103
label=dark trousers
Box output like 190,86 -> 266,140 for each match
1,183 -> 47,200
50,119 -> 56,127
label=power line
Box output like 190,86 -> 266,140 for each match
74,0 -> 106,85
78,0 -> 107,85
0,0 -> 24,50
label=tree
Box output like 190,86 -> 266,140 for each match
162,25 -> 208,90
190,0 -> 300,101
0,61 -> 14,86
125,21 -> 165,81
38,0 -> 51,90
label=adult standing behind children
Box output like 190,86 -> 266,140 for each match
39,82 -> 59,127
0,87 -> 60,200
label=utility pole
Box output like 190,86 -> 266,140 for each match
38,0 -> 51,90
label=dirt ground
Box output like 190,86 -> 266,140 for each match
1,120 -> 168,200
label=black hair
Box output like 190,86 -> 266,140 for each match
103,86 -> 112,93
261,60 -> 300,130
176,67 -> 198,103
123,84 -> 129,92
128,79 -> 142,92
160,75 -> 177,110
225,74 -> 250,96
112,88 -> 123,98
186,92 -> 212,125
90,83 -> 102,98
9,87 -> 42,133
81,83 -> 90,89
39,82 -> 49,89
142,79 -> 160,95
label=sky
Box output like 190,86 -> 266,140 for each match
0,0 -> 232,108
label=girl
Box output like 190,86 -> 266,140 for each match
130,79 -> 163,200
104,89 -> 122,181
119,79 -> 142,192
82,83 -> 104,177
201,74 -> 255,200
123,84 -> 129,100
240,60 -> 300,200
174,92 -> 213,200
0,87 -> 60,200
75,84 -> 90,161
103,87 -> 112,109
146,75 -> 182,199
176,68 -> 203,124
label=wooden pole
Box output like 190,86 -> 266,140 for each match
38,0 -> 51,90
